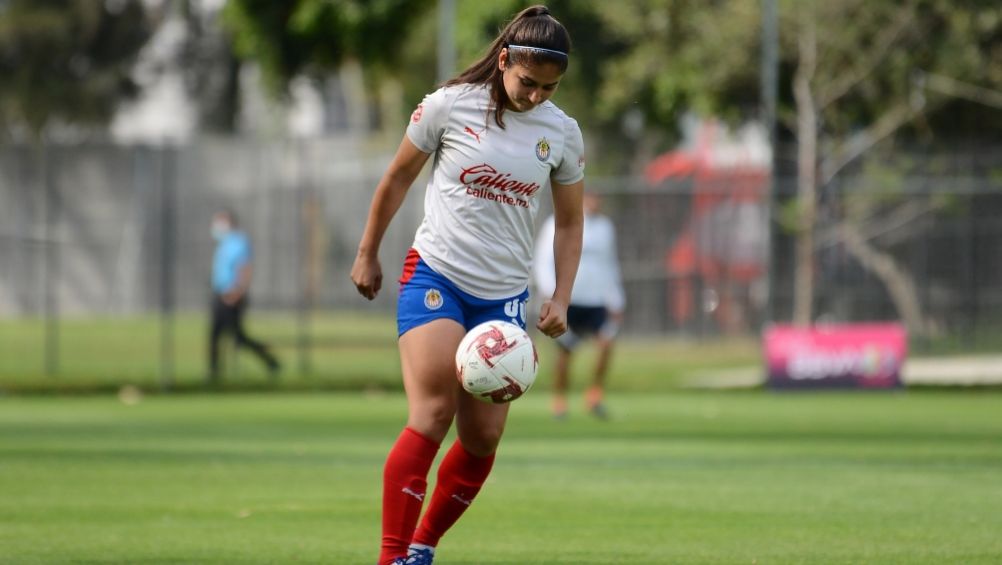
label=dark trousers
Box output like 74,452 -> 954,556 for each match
209,294 -> 278,380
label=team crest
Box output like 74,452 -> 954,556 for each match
424,288 -> 443,310
411,104 -> 424,123
535,138 -> 550,161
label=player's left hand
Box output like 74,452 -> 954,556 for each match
222,290 -> 243,306
536,299 -> 568,338
350,252 -> 382,301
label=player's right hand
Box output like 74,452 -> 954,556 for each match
350,253 -> 382,300
536,299 -> 568,338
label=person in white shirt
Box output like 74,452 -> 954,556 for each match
350,6 -> 584,565
534,192 -> 625,419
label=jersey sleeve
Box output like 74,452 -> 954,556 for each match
406,87 -> 452,154
552,116 -> 585,186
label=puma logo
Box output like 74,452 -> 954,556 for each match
464,126 -> 485,143
402,487 -> 425,502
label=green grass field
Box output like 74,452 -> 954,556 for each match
2,390 -> 1001,564
0,313 -> 757,394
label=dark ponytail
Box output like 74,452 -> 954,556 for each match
445,5 -> 571,129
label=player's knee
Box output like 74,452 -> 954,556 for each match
459,425 -> 505,456
427,403 -> 455,428
409,401 -> 456,439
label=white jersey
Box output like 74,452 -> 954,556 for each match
406,83 -> 585,299
533,212 -> 625,311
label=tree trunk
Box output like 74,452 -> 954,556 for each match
838,224 -> 935,337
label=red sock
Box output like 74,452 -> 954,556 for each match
379,427 -> 440,565
412,440 -> 496,548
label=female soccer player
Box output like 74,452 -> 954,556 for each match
350,5 -> 584,564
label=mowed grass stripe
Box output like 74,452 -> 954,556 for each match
0,391 -> 1000,564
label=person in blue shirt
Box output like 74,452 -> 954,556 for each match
209,209 -> 280,383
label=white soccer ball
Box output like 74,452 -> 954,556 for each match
455,320 -> 538,404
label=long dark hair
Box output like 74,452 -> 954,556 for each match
445,5 -> 571,129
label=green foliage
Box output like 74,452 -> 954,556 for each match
845,158 -> 909,220
781,0 -> 1001,139
0,0 -> 151,137
593,0 -> 761,128
216,1 -> 1000,165
2,1 -> 995,148
221,0 -> 433,97
991,166 -> 1002,186
777,196 -> 806,234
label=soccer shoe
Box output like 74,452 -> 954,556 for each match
589,401 -> 610,420
552,396 -> 568,420
404,544 -> 435,564
585,387 -> 608,420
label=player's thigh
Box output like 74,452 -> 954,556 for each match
398,318 -> 467,440
455,391 -> 510,456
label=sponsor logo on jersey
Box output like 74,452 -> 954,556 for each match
424,288 -> 443,310
459,164 -> 541,209
459,164 -> 541,197
411,104 -> 424,123
535,137 -> 550,161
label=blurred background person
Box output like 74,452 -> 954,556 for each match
208,209 -> 280,384
534,192 -> 625,419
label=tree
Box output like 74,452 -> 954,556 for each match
221,0 -> 433,98
174,1 -> 244,134
780,0 -> 1001,333
587,0 -> 1000,334
0,0 -> 152,140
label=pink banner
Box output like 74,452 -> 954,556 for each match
764,323 -> 907,389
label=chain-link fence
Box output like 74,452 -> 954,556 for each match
2,140 -> 1001,381
768,144 -> 1002,351
0,139 -> 417,316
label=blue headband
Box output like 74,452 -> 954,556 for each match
507,44 -> 568,58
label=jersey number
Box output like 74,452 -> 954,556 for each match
504,299 -> 526,326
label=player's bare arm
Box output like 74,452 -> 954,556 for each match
223,264 -> 253,305
351,136 -> 431,300
537,178 -> 584,338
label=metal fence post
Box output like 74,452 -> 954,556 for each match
296,142 -> 313,376
159,145 -> 176,390
761,0 -> 779,326
42,143 -> 60,377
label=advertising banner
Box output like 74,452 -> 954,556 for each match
764,323 -> 907,389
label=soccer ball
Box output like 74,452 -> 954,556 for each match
455,320 -> 538,404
